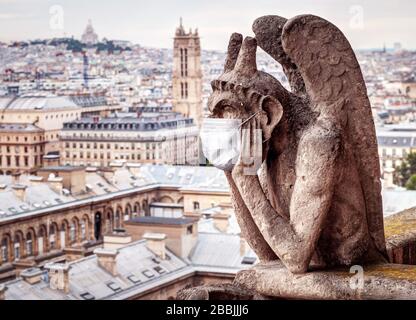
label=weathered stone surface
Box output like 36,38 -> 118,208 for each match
206,13 -> 387,275
177,283 -> 262,300
234,261 -> 416,300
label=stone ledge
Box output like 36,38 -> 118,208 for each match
233,261 -> 416,300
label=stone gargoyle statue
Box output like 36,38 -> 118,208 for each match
201,14 -> 388,274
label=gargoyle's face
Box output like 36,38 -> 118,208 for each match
206,35 -> 285,141
208,81 -> 259,120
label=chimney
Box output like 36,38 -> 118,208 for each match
21,267 -> 43,284
94,248 -> 119,276
240,237 -> 249,256
383,167 -> 395,189
143,233 -> 166,260
213,212 -> 230,233
102,168 -> 116,184
103,229 -> 132,250
12,184 -> 27,201
11,172 -> 21,184
0,284 -> 7,300
47,175 -> 63,194
29,176 -> 43,186
45,263 -> 71,293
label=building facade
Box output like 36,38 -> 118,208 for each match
0,124 -> 46,174
377,125 -> 416,170
60,112 -> 200,166
172,19 -> 203,126
0,95 -> 121,175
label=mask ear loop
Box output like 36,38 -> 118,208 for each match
239,111 -> 270,144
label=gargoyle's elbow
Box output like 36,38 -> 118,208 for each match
284,254 -> 309,274
287,263 -> 308,274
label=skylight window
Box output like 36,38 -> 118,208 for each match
43,201 -> 51,206
20,205 -> 29,211
55,198 -> 63,204
106,281 -> 122,292
142,269 -> 155,279
8,207 -> 18,214
241,256 -> 256,265
80,292 -> 95,300
154,266 -> 166,275
127,274 -> 141,284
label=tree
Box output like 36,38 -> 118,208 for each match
395,152 -> 416,187
405,174 -> 416,190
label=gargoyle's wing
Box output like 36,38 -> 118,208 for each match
252,15 -> 306,96
281,14 -> 387,257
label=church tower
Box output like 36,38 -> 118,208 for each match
172,18 -> 203,126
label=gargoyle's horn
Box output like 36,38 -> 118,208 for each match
234,36 -> 258,76
224,33 -> 243,72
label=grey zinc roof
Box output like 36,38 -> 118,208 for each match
129,216 -> 196,225
0,164 -> 228,221
382,189 -> 416,217
377,135 -> 416,147
0,96 -> 79,110
0,175 -> 75,217
376,125 -> 416,147
140,164 -> 228,190
198,213 -> 241,235
4,240 -> 190,300
189,233 -> 257,270
0,123 -> 43,132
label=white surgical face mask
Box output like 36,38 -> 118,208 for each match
199,112 -> 260,171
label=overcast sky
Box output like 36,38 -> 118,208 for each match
0,0 -> 415,51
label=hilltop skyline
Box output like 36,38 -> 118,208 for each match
0,0 -> 415,50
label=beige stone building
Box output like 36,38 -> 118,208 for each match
172,19 -> 203,126
0,124 -> 46,174
0,95 -> 120,165
60,112 -> 200,167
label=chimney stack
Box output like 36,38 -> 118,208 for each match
45,263 -> 71,293
47,175 -> 63,194
94,248 -> 119,276
21,268 -> 43,285
0,284 -> 7,300
143,233 -> 167,260
383,167 -> 395,189
240,237 -> 249,256
11,172 -> 21,184
212,212 -> 230,233
29,176 -> 43,186
12,184 -> 27,201
103,229 -> 132,250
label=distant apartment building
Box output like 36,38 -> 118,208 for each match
0,95 -> 120,174
60,111 -> 200,167
0,124 -> 45,174
377,125 -> 416,170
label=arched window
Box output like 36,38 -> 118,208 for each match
14,234 -> 22,261
26,232 -> 33,256
81,219 -> 86,241
193,201 -> 200,210
1,237 -> 9,263
49,225 -> 56,249
70,222 -> 76,243
115,211 -> 121,229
